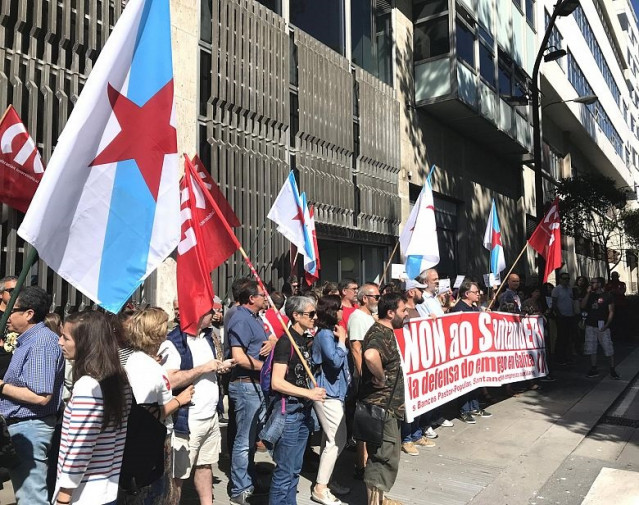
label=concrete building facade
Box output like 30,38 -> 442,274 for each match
1,0 -> 639,312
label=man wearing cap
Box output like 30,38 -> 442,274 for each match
400,279 -> 436,455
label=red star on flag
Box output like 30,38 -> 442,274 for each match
492,229 -> 502,248
90,81 -> 177,201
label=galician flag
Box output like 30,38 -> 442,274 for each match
267,172 -> 315,269
301,194 -> 319,284
483,199 -> 506,275
399,180 -> 440,279
18,0 -> 180,313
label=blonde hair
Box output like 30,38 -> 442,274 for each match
125,307 -> 169,355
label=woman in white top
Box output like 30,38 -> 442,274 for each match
120,307 -> 194,505
55,311 -> 131,505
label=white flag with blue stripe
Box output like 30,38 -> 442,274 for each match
483,199 -> 506,275
18,0 -> 180,313
399,180 -> 440,279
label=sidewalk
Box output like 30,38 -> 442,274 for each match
2,341 -> 638,505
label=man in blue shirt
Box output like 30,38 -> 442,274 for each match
226,280 -> 272,505
0,286 -> 64,505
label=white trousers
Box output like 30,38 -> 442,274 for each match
313,398 -> 347,485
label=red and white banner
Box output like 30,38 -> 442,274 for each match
0,105 -> 44,213
395,311 -> 547,422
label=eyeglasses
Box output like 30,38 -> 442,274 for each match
301,311 -> 317,318
4,287 -> 14,294
365,294 -> 381,300
468,290 -> 480,295
253,293 -> 266,298
10,307 -> 28,314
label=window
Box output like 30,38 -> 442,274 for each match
351,0 -> 393,85
256,0 -> 281,14
413,0 -> 448,22
498,56 -> 512,95
525,0 -> 534,26
414,15 -> 450,61
479,40 -> 495,87
291,0 -> 345,55
456,19 -> 474,66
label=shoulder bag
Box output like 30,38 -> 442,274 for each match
352,370 -> 400,447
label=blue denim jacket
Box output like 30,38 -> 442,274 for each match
312,328 -> 351,400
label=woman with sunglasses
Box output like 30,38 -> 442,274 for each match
310,295 -> 351,505
269,296 -> 327,505
55,311 -> 131,505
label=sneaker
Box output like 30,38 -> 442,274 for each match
414,436 -> 436,448
460,412 -> 476,424
230,490 -> 253,505
610,368 -> 621,380
586,368 -> 599,378
329,482 -> 350,496
440,419 -> 454,428
471,409 -> 492,418
401,442 -> 419,456
424,426 -> 438,439
311,488 -> 341,505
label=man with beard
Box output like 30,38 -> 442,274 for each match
359,293 -> 408,505
399,280 -> 435,455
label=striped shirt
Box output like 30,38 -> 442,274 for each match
55,375 -> 131,505
0,322 -> 64,419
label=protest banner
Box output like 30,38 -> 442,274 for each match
395,311 -> 547,422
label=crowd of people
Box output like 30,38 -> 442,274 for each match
0,267 -> 627,505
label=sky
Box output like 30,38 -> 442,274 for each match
633,0 -> 639,22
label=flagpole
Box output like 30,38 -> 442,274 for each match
187,158 -> 317,387
0,105 -> 12,125
487,243 -> 529,310
380,241 -> 399,284
0,248 -> 39,336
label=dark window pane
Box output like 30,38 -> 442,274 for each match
256,0 -> 281,14
201,0 -> 212,44
412,0 -> 448,21
456,20 -> 474,65
526,0 -> 534,25
351,0 -> 393,85
479,42 -> 495,87
199,50 -> 212,116
291,0 -> 345,55
414,15 -> 450,61
498,62 -> 512,95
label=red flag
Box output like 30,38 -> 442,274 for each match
528,198 -> 562,282
176,156 -> 239,334
304,204 -> 320,285
0,105 -> 45,212
191,154 -> 240,227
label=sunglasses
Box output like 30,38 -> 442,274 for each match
301,311 -> 317,318
10,307 -> 28,314
4,287 -> 14,294
365,294 -> 381,300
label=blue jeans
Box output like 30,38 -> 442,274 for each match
229,381 -> 265,497
8,415 -> 56,505
460,393 -> 479,414
269,406 -> 313,505
401,416 -> 423,443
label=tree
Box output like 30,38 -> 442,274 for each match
555,174 -> 628,280
622,208 -> 639,249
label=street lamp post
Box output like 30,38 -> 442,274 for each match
531,0 -> 580,280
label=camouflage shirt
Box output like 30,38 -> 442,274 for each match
359,322 -> 405,420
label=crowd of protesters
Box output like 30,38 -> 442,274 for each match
0,267 -> 627,505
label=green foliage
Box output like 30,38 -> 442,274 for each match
555,174 -> 626,240
622,208 -> 639,249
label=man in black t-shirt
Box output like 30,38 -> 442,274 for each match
580,277 -> 619,379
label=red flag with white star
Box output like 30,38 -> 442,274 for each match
528,198 -> 562,282
0,105 -> 45,213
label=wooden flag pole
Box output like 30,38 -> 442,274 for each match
487,243 -> 529,311
0,105 -> 12,125
380,241 -> 400,284
0,248 -> 39,336
187,158 -> 317,387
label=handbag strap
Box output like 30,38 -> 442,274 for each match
382,362 -> 401,414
